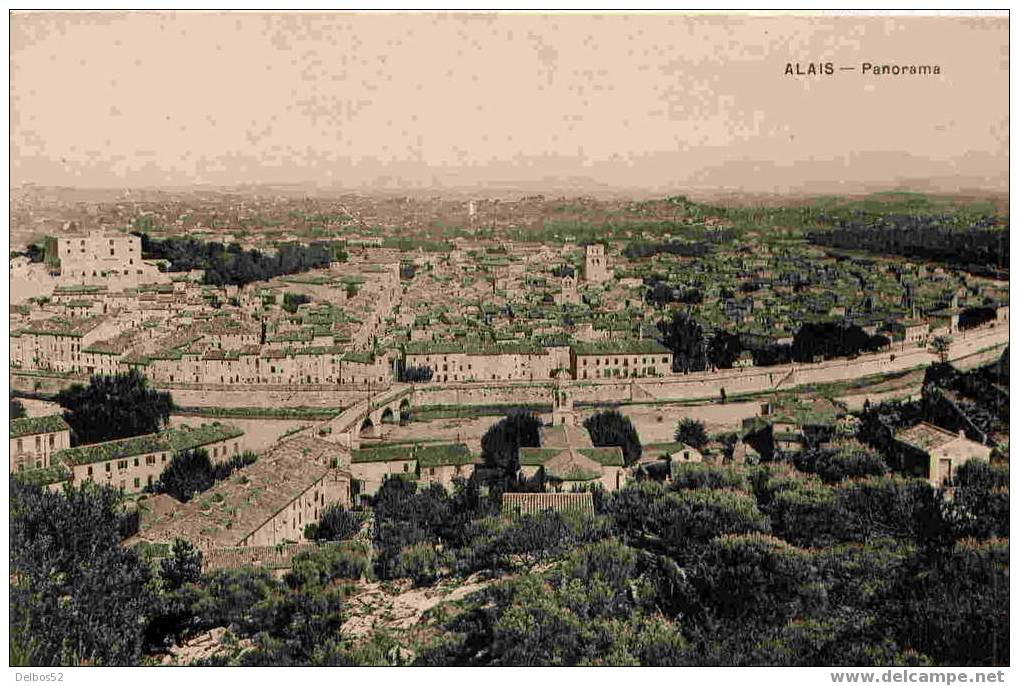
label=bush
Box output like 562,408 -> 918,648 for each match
687,534 -> 824,625
796,442 -> 888,484
394,543 -> 449,586
671,463 -> 750,492
769,480 -> 844,547
160,538 -> 203,590
307,505 -> 363,542
657,488 -> 771,552
284,544 -> 371,589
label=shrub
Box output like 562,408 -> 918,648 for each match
307,505 -> 363,542
394,543 -> 449,586
284,544 -> 370,589
671,463 -> 750,492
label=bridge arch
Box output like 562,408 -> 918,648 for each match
359,417 -> 375,437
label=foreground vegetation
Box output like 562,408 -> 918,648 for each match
10,444 -> 1008,666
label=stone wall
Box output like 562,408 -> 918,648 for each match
412,324 -> 1008,408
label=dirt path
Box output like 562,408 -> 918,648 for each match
341,573 -> 494,639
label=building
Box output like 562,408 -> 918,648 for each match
350,442 -> 476,500
633,441 -> 704,482
404,340 -> 553,382
517,374 -> 627,491
55,422 -> 245,494
893,421 -> 993,487
570,339 -> 673,379
583,244 -> 609,284
130,435 -> 353,550
10,415 -> 71,471
55,231 -> 168,291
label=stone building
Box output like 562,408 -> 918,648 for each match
583,244 -> 609,284
404,340 -> 553,382
570,339 -> 673,379
893,421 -> 993,487
131,435 -> 353,550
55,231 -> 168,291
517,374 -> 627,491
10,415 -> 71,471
55,422 -> 245,494
350,442 -> 476,500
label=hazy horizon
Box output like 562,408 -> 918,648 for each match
11,12 -> 1008,196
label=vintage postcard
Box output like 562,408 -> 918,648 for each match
7,9 -> 1009,677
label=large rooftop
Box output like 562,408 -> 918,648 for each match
132,435 -> 350,549
54,422 -> 244,466
10,414 -> 70,438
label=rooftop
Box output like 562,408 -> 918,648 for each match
132,435 -> 350,549
571,339 -> 671,356
10,414 -> 70,438
894,421 -> 969,452
54,422 -> 244,466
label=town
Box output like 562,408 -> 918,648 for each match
8,9 -> 1008,671
9,187 -> 1010,666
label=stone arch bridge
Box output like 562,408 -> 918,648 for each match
318,384 -> 414,450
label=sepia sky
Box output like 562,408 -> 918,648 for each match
9,12 -> 1009,195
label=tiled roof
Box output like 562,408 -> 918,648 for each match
133,435 -> 349,549
54,423 -> 243,466
571,339 -> 671,356
894,422 -> 966,452
10,415 -> 70,438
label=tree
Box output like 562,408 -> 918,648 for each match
797,442 -> 889,483
160,538 -> 203,590
282,292 -> 311,313
657,311 -> 708,372
55,369 -> 174,445
708,330 -> 742,369
675,417 -> 708,449
583,410 -> 643,466
930,336 -> 953,365
400,365 -> 434,383
10,397 -> 26,419
948,460 -> 1009,540
10,478 -> 155,665
306,504 -> 362,541
153,448 -> 216,502
480,410 -> 541,484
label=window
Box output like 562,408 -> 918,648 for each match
117,460 -> 128,470
146,455 -> 156,465
133,478 -> 140,488
403,463 -> 409,473
16,439 -> 22,453
35,436 -> 41,451
48,434 -> 55,448
105,463 -> 111,472
133,458 -> 139,467
87,466 -> 93,476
